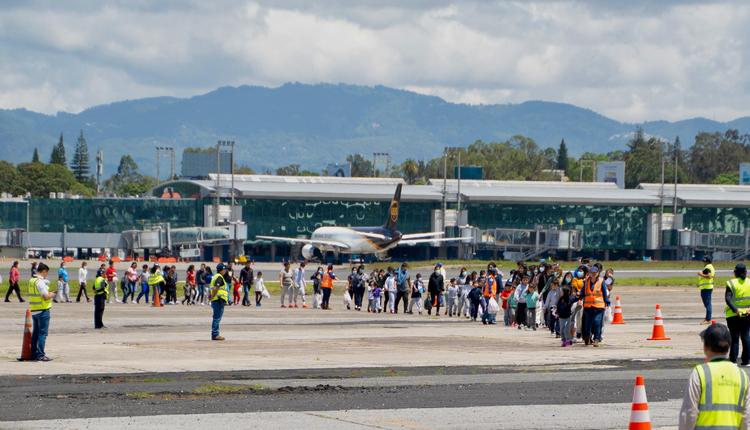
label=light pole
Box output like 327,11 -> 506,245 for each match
155,146 -> 175,184
217,140 -> 237,255
373,152 -> 391,177
444,147 -> 463,224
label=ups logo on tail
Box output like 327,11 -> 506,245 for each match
390,202 -> 398,223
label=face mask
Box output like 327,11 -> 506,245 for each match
605,278 -> 613,286
434,270 -> 440,274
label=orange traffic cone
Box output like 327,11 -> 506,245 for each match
612,295 -> 625,324
17,309 -> 33,361
628,375 -> 652,430
152,288 -> 163,307
647,304 -> 671,340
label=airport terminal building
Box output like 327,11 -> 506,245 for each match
0,175 -> 748,262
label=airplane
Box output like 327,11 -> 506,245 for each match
256,184 -> 467,260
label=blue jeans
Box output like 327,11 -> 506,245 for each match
583,307 -> 604,342
700,289 -> 713,322
481,297 -> 496,323
136,282 -> 149,303
211,300 -> 225,338
31,310 -> 50,359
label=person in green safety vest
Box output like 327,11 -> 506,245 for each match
698,255 -> 716,325
209,263 -> 229,341
27,262 -> 55,361
93,274 -> 109,329
726,263 -> 750,366
679,322 -> 750,429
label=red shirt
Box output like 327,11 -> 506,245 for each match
9,267 -> 19,284
186,271 -> 196,285
106,267 -> 117,282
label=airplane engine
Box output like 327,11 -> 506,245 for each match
301,244 -> 317,260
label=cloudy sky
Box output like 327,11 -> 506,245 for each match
0,0 -> 747,122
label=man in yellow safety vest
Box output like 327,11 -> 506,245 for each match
28,263 -> 55,361
209,263 -> 229,341
726,263 -> 750,366
679,323 -> 750,429
698,255 -> 716,325
93,274 -> 109,329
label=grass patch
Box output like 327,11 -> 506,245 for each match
192,384 -> 247,395
618,276 -> 702,287
126,391 -> 155,399
140,377 -> 175,383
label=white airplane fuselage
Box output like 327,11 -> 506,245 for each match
311,226 -> 399,254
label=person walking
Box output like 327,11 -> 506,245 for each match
209,263 -> 229,341
408,273 -> 424,314
678,323 -> 750,429
428,265 -> 444,316
352,265 -> 366,311
725,263 -> 750,366
55,262 -> 71,303
240,262 -> 254,307
76,262 -> 90,302
5,261 -> 23,303
580,266 -> 609,347
93,272 -> 108,329
183,265 -> 196,305
481,270 -> 498,324
394,263 -> 410,314
106,261 -> 119,303
147,265 -> 165,306
122,262 -> 138,304
279,262 -> 294,308
698,255 -> 716,325
28,263 -> 55,361
135,264 -> 149,304
320,264 -> 336,310
293,262 -> 308,308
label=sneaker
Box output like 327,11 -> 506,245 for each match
36,356 -> 53,362
302,304 -> 308,308
211,336 -> 225,341
592,341 -> 599,348
280,304 -> 287,308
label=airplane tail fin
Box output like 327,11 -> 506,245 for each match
383,184 -> 401,232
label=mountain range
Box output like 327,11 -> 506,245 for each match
1,83 -> 748,176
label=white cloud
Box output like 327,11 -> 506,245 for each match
0,0 -> 747,122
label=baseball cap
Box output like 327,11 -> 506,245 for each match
216,263 -> 227,272
700,323 -> 731,353
590,266 -> 600,273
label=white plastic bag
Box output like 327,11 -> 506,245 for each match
261,288 -> 270,299
343,291 -> 352,305
604,306 -> 613,324
487,297 -> 500,315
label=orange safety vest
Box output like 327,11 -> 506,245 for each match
322,272 -> 334,290
583,278 -> 605,309
483,275 -> 497,298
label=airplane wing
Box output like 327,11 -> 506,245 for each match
400,232 -> 444,240
255,235 -> 350,249
398,237 -> 470,246
353,231 -> 388,240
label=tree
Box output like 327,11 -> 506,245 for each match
400,159 -> 420,184
104,155 -> 153,196
688,130 -> 750,183
235,165 -> 255,175
0,161 -> 23,195
16,162 -> 92,197
32,148 -> 40,163
49,133 -> 67,165
623,128 -> 666,188
70,130 -> 90,182
557,139 -> 569,171
276,164 -> 301,176
346,154 -> 374,177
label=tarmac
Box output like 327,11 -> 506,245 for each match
0,283 -> 728,428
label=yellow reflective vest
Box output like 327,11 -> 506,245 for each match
695,360 -> 748,429
726,278 -> 750,318
93,276 -> 109,299
28,277 -> 52,312
210,273 -> 228,303
699,264 -> 716,290
147,272 -> 165,286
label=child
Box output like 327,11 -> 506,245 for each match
461,277 -> 473,318
500,281 -> 514,327
557,286 -> 577,347
447,278 -> 458,317
544,281 -> 561,336
468,281 -> 482,322
525,285 -> 540,331
233,277 -> 241,305
514,276 -> 529,329
254,272 -> 265,307
409,273 -> 424,314
372,282 -> 383,313
367,282 -> 375,312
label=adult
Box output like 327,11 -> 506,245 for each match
320,264 -> 336,310
28,263 -> 55,361
279,262 -> 294,308
394,263 -> 410,314
481,267 -> 498,325
183,265 -> 196,305
352,265 -> 366,311
293,262 -> 308,308
311,266 -> 323,309
30,261 -> 38,278
93,271 -> 108,329
164,266 -> 178,305
147,265 -> 165,306
56,262 -> 70,303
698,255 -> 716,325
123,262 -> 138,304
240,262 -> 254,307
209,263 -> 229,341
725,263 -> 750,366
678,323 -> 749,429
580,266 -> 609,347
428,264 -> 444,316
5,261 -> 23,302
76,262 -> 90,302
196,264 -> 207,305
136,264 -> 149,304
105,261 -> 119,304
